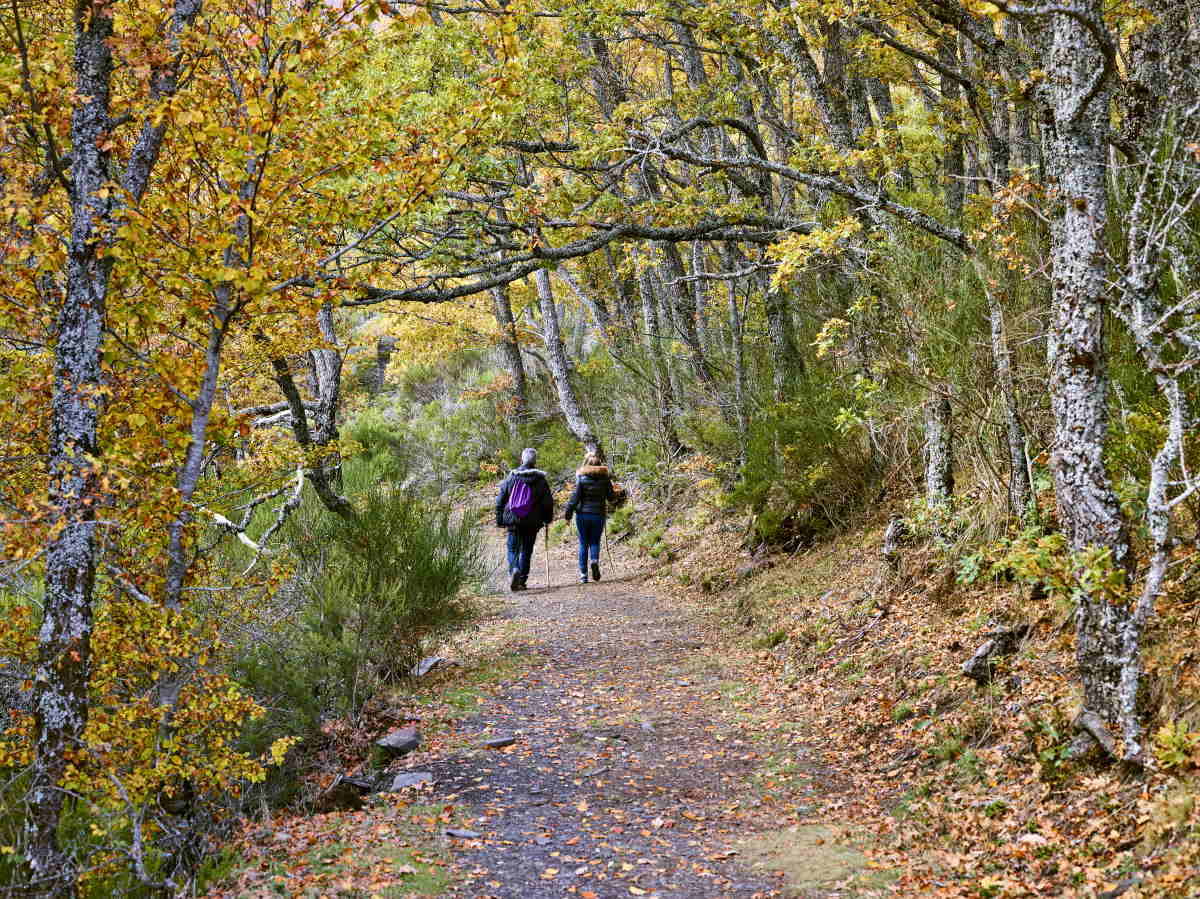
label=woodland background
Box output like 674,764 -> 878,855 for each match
2,0 -> 1200,894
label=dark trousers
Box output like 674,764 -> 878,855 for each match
575,513 -> 605,572
507,526 -> 539,579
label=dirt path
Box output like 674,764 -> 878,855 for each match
410,539 -> 834,898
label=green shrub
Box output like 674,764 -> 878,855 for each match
607,504 -> 635,539
231,459 -> 483,758
729,368 -> 879,549
344,408 -> 409,475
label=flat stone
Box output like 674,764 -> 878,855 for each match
386,771 -> 434,791
445,828 -> 481,839
411,656 -> 457,677
376,727 -> 420,758
482,734 -> 517,749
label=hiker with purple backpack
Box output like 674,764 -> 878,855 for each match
494,448 -> 555,591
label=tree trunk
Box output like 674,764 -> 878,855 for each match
726,274 -> 749,453
1121,0 -> 1194,149
691,243 -> 711,354
819,20 -> 869,145
659,242 -> 717,389
30,5 -> 115,889
923,389 -> 954,507
490,283 -> 528,419
990,287 -> 1032,518
989,83 -> 1012,190
726,243 -> 803,399
271,355 -> 354,518
637,264 -> 684,456
1042,1 -> 1130,734
763,280 -> 804,401
939,37 -> 966,221
309,302 -> 343,447
373,336 -> 397,395
865,77 -> 914,190
535,268 -> 602,456
1006,20 -> 1036,171
971,259 -> 1032,518
605,244 -> 637,333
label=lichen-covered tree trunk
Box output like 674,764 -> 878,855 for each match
29,5 -> 116,889
763,280 -> 804,401
1042,1 -> 1131,735
991,292 -> 1032,518
490,283 -> 529,420
691,242 -> 711,354
373,335 -> 397,395
971,258 -> 1032,518
724,243 -> 803,400
272,355 -> 354,518
637,265 -> 684,456
605,244 -> 638,333
309,303 -> 344,448
726,274 -> 749,452
865,76 -> 914,190
1005,20 -> 1037,172
923,389 -> 954,507
535,268 -> 602,457
938,37 -> 966,221
1107,24 -> 1198,758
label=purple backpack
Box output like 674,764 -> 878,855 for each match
506,478 -> 535,522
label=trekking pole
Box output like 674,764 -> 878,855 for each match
544,524 -> 551,589
604,527 -> 614,578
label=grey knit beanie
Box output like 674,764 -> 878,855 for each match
520,447 -> 538,468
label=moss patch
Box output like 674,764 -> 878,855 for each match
739,824 -> 894,894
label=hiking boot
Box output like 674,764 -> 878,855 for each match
517,575 -> 528,590
579,572 -> 588,584
590,562 -> 601,582
510,571 -> 521,592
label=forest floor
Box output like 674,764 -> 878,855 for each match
206,508 -> 1200,898
206,535 -> 893,898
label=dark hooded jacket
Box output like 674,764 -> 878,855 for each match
495,467 -> 555,531
564,465 -> 617,519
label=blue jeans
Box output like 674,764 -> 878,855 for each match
507,527 -> 539,579
575,513 -> 605,572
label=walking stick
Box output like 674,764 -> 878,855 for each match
544,524 -> 551,589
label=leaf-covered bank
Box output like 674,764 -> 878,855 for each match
640,492 -> 1200,897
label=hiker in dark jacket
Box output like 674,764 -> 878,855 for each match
495,447 -> 555,591
564,452 -> 619,584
